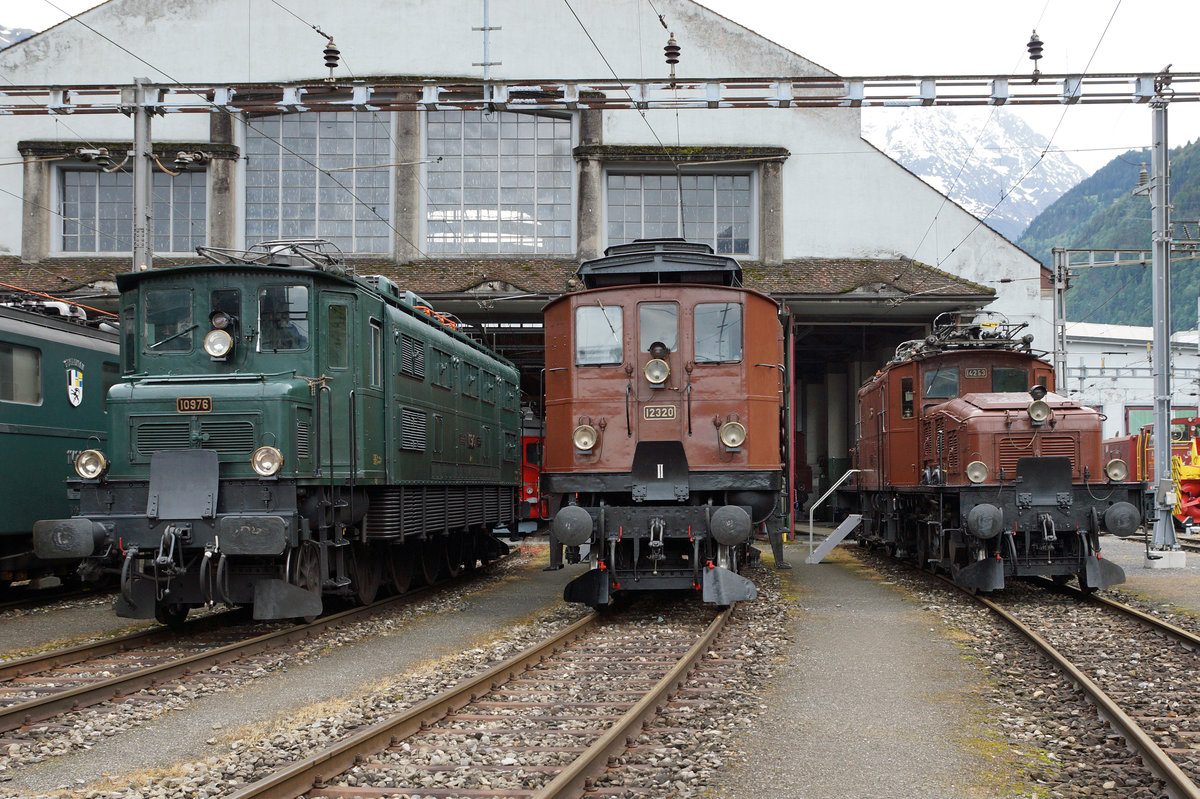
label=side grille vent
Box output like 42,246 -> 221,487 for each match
401,335 -> 426,380
401,408 -> 427,451
296,422 -> 311,460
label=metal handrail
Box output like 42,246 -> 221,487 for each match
808,469 -> 860,552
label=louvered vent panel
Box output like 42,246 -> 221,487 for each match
364,488 -> 402,537
200,421 -> 255,455
999,436 -> 1035,476
1039,435 -> 1078,470
136,422 -> 189,454
401,335 -> 426,379
296,422 -> 310,460
401,408 -> 427,451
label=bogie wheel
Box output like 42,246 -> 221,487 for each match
154,603 -> 189,629
444,532 -> 465,578
348,542 -> 382,605
387,544 -> 413,594
293,542 -> 323,622
461,532 -> 480,574
418,537 -> 443,586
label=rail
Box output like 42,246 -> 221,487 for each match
808,469 -> 859,553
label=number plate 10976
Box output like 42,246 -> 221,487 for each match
177,396 -> 212,413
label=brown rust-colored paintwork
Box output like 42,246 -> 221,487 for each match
542,283 -> 783,475
854,348 -> 1058,490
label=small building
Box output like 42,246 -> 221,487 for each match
1064,321 -> 1200,438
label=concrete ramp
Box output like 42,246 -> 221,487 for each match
805,514 -> 863,564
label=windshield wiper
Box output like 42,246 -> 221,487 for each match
149,324 -> 199,350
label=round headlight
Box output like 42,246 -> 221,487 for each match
719,421 -> 747,448
1105,458 -> 1130,482
644,358 -> 670,385
204,329 -> 234,358
251,446 -> 283,476
966,460 -> 989,484
74,449 -> 109,480
1027,399 -> 1051,423
572,425 -> 597,451
210,311 -> 232,330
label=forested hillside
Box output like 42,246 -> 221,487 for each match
1016,137 -> 1200,332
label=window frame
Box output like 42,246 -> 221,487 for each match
693,302 -> 744,364
0,341 -> 42,405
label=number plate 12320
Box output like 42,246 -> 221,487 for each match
643,405 -> 676,420
177,397 -> 212,413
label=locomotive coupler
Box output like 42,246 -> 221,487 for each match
648,517 -> 666,575
155,524 -> 189,576
1039,513 -> 1057,543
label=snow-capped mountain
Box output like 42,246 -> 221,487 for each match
862,107 -> 1089,241
0,26 -> 35,49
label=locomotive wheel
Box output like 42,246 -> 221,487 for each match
154,603 -> 189,629
444,532 -> 465,578
293,543 -> 323,622
461,532 -> 480,574
348,543 -> 381,605
418,537 -> 443,586
387,544 -> 413,594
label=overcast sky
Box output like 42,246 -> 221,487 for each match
8,0 -> 1198,173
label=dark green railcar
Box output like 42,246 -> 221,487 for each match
34,241 -> 519,623
0,303 -> 119,586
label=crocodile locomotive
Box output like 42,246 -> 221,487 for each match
851,312 -> 1143,591
34,240 -> 518,622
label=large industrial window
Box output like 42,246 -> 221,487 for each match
0,342 -> 40,404
575,305 -> 623,365
694,303 -> 742,363
245,112 -> 391,253
639,303 -> 678,352
425,110 -> 573,254
607,173 -> 752,254
257,285 -> 309,352
144,289 -> 193,353
61,169 -> 206,253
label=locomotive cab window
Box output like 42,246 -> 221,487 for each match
639,303 -> 678,352
694,302 -> 742,363
992,367 -> 1028,393
258,285 -> 309,352
901,377 -> 914,418
121,305 -> 136,372
0,342 -> 41,404
923,366 -> 958,399
144,289 -> 194,353
575,305 -> 623,365
326,305 -> 349,369
370,319 -> 382,387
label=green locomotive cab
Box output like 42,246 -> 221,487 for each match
35,241 -> 519,624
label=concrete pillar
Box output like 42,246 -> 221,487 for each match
759,159 -> 783,266
207,114 -> 237,249
826,370 -> 850,485
20,150 -> 51,263
576,109 -> 603,260
394,111 -> 422,262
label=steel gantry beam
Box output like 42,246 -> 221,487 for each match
0,71 -> 1197,115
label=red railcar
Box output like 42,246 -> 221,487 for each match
851,312 -> 1143,591
1105,418 -> 1200,527
520,433 -> 548,524
542,239 -> 785,607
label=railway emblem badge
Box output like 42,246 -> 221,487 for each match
65,360 -> 84,407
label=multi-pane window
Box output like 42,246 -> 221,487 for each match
426,110 -> 573,254
245,112 -> 391,253
61,170 -> 206,253
607,173 -> 752,254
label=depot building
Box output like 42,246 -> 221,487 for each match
0,0 -> 1046,501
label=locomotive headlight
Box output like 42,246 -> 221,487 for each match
74,449 -> 109,480
572,425 -> 598,451
1027,399 -> 1051,423
1105,458 -> 1130,482
966,460 -> 989,484
719,421 -> 747,448
251,446 -> 283,477
204,329 -> 234,359
644,358 -> 670,385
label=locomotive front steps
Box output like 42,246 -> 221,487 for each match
804,514 -> 863,565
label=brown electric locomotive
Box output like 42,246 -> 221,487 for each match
542,239 -> 785,607
852,311 -> 1143,591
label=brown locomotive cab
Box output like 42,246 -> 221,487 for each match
543,240 -> 785,607
851,312 -> 1143,592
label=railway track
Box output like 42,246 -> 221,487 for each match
949,576 -> 1200,797
218,602 -> 735,799
0,585 -> 448,734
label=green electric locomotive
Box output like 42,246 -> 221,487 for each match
34,240 -> 519,623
